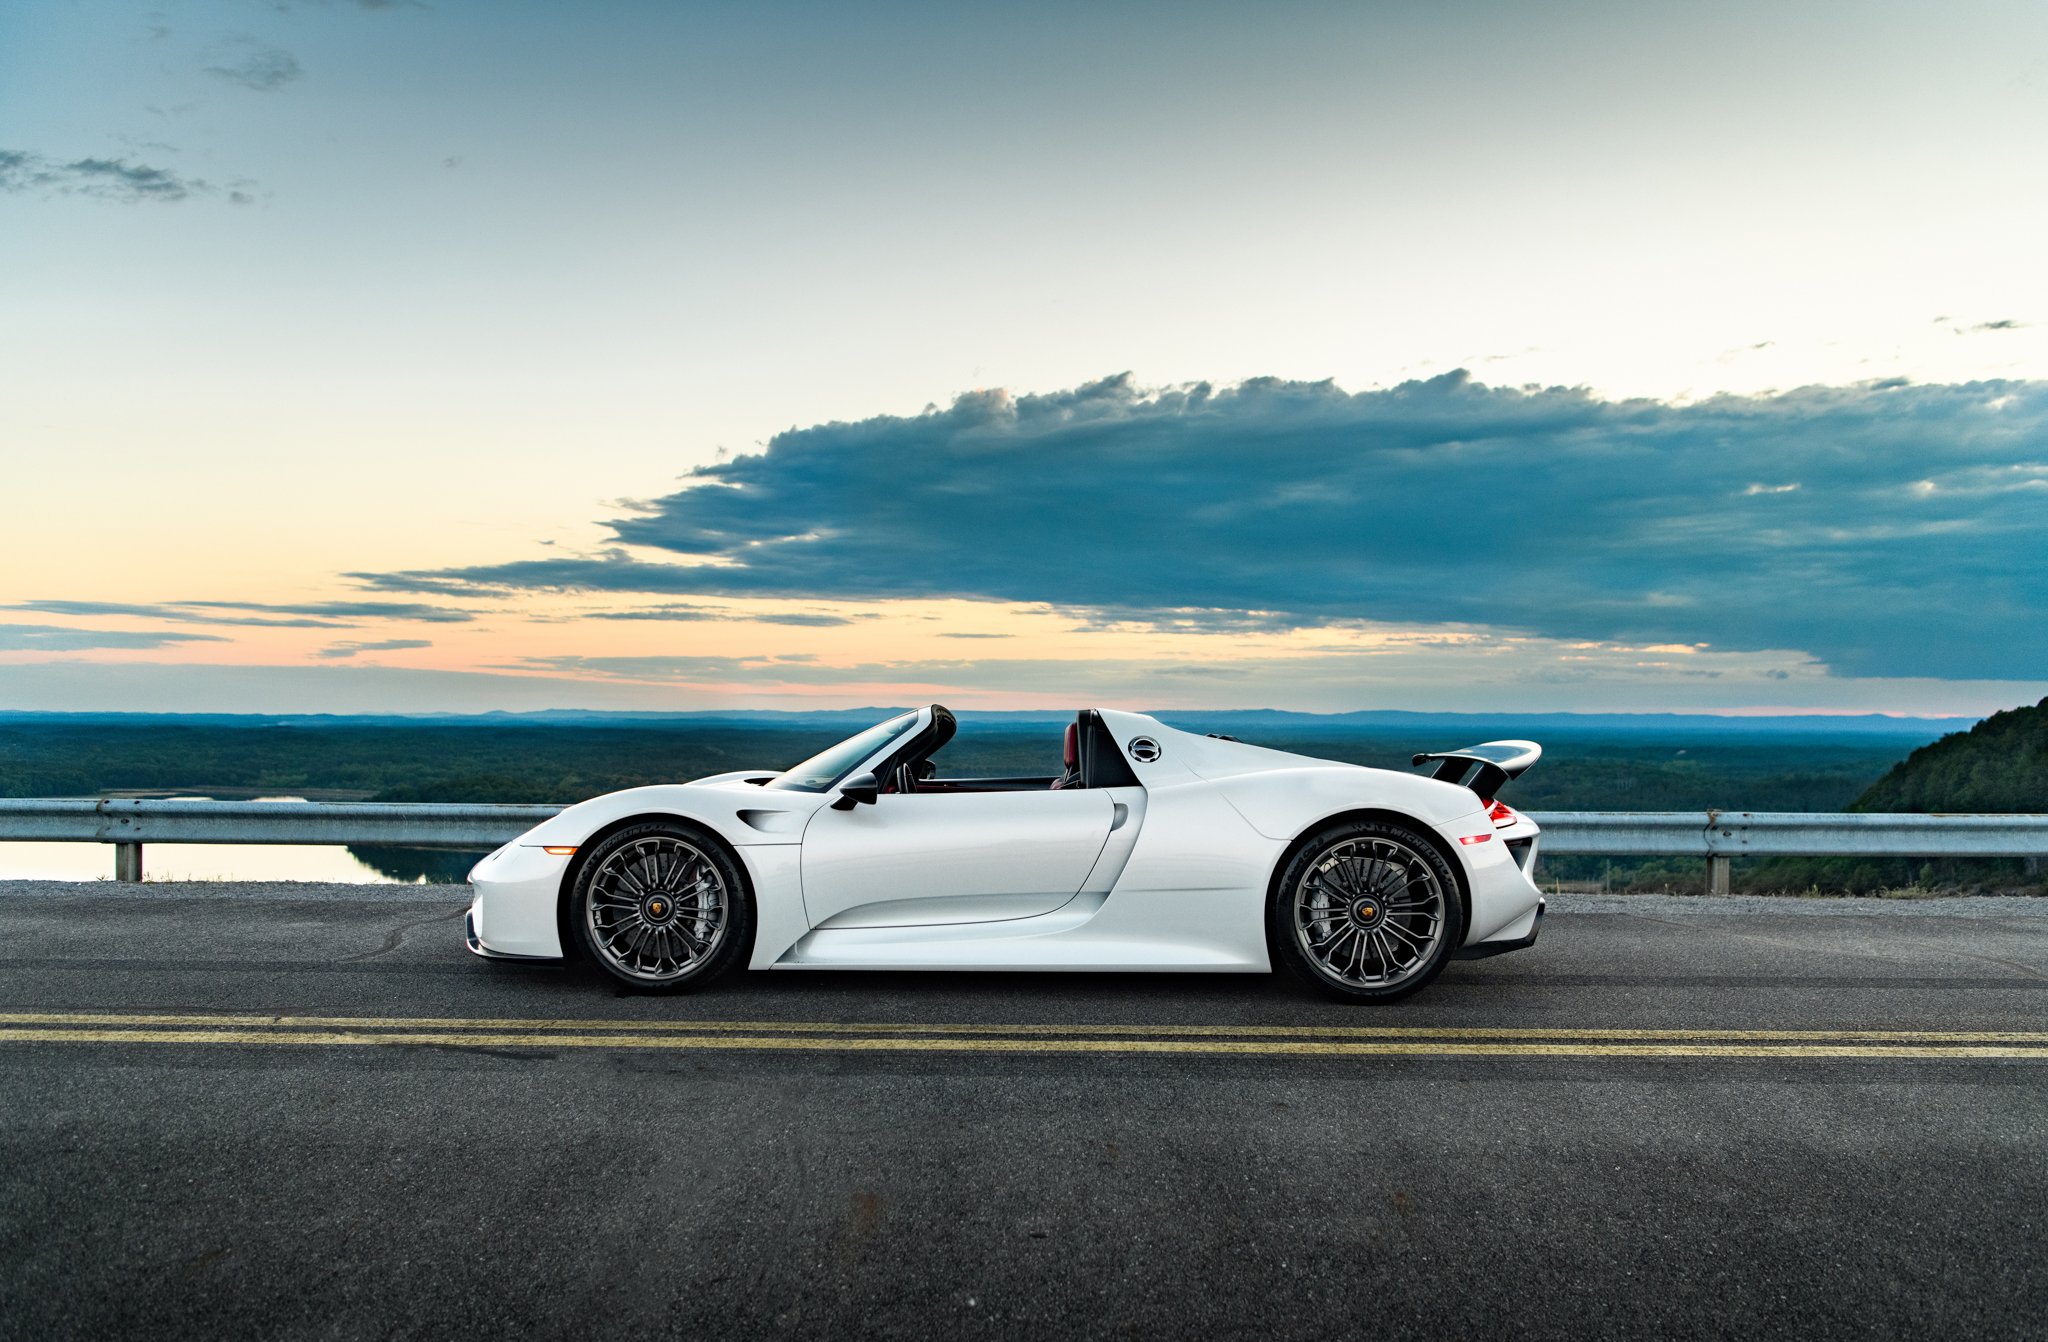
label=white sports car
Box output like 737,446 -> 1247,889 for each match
464,706 -> 1546,1002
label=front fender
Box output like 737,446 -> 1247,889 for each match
512,782 -> 826,852
471,781 -> 825,962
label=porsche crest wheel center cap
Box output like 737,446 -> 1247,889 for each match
1351,898 -> 1384,928
642,893 -> 674,923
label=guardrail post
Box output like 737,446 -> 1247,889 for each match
1705,855 -> 1730,897
114,842 -> 143,883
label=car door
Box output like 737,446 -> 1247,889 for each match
800,789 -> 1116,929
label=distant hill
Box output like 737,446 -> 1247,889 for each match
1852,697 -> 2048,813
0,706 -> 1970,739
0,709 -> 1930,813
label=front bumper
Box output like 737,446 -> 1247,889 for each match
464,844 -> 575,960
464,906 -> 561,962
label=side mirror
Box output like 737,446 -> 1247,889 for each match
831,771 -> 880,810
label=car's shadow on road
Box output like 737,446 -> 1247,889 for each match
474,954 -> 1534,1020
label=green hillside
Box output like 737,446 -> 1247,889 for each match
1738,698 -> 2048,895
1852,697 -> 2048,813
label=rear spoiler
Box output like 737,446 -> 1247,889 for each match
1411,740 -> 1541,801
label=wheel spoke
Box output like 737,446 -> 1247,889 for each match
1381,919 -> 1429,950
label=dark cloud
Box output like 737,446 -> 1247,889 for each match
511,654 -> 846,684
756,613 -> 856,627
12,599 -> 473,627
183,599 -> 476,624
13,600 -> 338,629
0,149 -> 240,204
203,41 -> 303,91
0,624 -> 225,652
355,553 -> 734,599
316,638 -> 432,660
582,604 -> 855,627
1940,317 -> 2029,334
580,605 -> 720,622
359,372 -> 2048,680
499,640 -> 1842,706
264,0 -> 424,12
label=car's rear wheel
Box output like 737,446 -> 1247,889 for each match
1268,819 -> 1464,1003
571,821 -> 752,992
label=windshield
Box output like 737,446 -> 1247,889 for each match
764,711 -> 921,792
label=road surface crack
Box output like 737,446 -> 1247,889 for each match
338,906 -> 465,963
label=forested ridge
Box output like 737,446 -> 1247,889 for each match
1852,697 -> 2048,813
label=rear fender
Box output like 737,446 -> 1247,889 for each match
1213,766 -> 1485,842
1260,804 -> 1476,953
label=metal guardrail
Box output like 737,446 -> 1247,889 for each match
0,800 -> 560,881
1534,811 -> 2048,857
0,799 -> 560,847
1,800 -> 2045,886
1534,811 -> 2048,893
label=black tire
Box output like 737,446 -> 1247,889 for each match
1268,818 -> 1465,1003
570,821 -> 753,993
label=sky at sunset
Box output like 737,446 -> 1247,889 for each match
4,0 -> 2045,717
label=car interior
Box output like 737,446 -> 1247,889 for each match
876,707 -> 1141,794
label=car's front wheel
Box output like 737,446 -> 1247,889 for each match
1269,819 -> 1465,1003
571,821 -> 752,992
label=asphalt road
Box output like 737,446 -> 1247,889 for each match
1,883 -> 2044,1341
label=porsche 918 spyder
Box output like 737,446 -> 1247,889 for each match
465,706 -> 1545,1002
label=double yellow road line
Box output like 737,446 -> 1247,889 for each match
2,1012 -> 2045,1060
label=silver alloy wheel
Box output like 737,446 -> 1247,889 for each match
584,834 -> 728,984
1291,835 -> 1446,989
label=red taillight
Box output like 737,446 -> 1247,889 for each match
1458,833 -> 1493,846
1488,801 -> 1515,828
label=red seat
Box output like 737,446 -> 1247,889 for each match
1050,721 -> 1081,789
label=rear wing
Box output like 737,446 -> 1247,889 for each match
1411,740 -> 1541,801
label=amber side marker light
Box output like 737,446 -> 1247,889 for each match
542,846 -> 579,856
